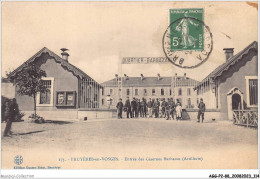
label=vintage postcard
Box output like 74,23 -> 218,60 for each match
1,1 -> 259,177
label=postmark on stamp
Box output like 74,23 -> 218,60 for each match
163,8 -> 213,68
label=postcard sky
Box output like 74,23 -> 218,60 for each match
1,1 -> 258,83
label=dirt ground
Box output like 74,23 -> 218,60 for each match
1,118 -> 258,169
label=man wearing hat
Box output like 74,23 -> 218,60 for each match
116,98 -> 124,119
147,98 -> 153,118
197,98 -> 206,123
161,98 -> 166,118
131,97 -> 137,118
3,98 -> 19,137
124,97 -> 132,118
153,98 -> 160,118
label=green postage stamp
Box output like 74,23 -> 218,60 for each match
169,8 -> 204,51
163,8 -> 212,68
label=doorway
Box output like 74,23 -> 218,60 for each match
226,87 -> 244,120
232,93 -> 241,110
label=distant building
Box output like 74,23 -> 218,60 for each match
100,73 -> 199,109
7,47 -> 101,119
194,41 -> 258,120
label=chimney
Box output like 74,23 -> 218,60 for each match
157,73 -> 161,80
141,74 -> 144,80
184,73 -> 187,79
61,48 -> 69,62
223,48 -> 234,61
124,74 -> 128,80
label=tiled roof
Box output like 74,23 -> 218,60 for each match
101,76 -> 199,87
195,41 -> 258,88
7,47 -> 98,83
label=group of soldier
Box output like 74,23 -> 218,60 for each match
116,97 -> 183,120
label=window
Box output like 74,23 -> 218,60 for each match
126,89 -> 130,96
245,76 -> 258,106
249,79 -> 258,105
40,80 -> 51,104
102,88 -> 104,96
187,88 -> 191,96
102,99 -> 104,105
152,89 -> 156,96
187,98 -> 191,108
170,89 -> 172,96
161,89 -> 164,96
37,77 -> 54,106
178,88 -> 182,96
144,89 -> 147,96
135,89 -> 138,95
110,89 -> 113,95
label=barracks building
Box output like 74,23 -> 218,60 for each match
100,73 -> 199,109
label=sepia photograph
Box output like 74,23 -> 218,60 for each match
0,1 -> 259,177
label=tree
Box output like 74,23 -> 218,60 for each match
9,63 -> 48,118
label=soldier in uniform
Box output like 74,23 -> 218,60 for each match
147,98 -> 153,118
124,97 -> 132,118
137,99 -> 141,118
197,98 -> 206,123
116,98 -> 123,119
169,98 -> 175,120
140,98 -> 147,118
161,98 -> 166,118
151,98 -> 155,117
144,98 -> 147,117
153,98 -> 160,118
131,97 -> 137,118
3,98 -> 19,137
165,98 -> 170,120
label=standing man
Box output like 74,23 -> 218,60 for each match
137,99 -> 141,118
153,98 -> 160,118
140,98 -> 147,118
131,97 -> 137,118
143,98 -> 147,118
169,98 -> 175,120
165,99 -> 170,120
147,98 -> 153,118
176,102 -> 182,120
161,98 -> 166,118
106,95 -> 112,109
116,98 -> 123,119
151,98 -> 155,117
197,98 -> 206,123
125,97 -> 132,118
3,98 -> 19,137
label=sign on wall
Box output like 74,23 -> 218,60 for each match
56,91 -> 76,107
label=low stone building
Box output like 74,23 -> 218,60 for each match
194,41 -> 258,120
7,47 -> 101,119
100,73 -> 199,109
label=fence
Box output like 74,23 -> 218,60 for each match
233,110 -> 258,128
79,78 -> 102,109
